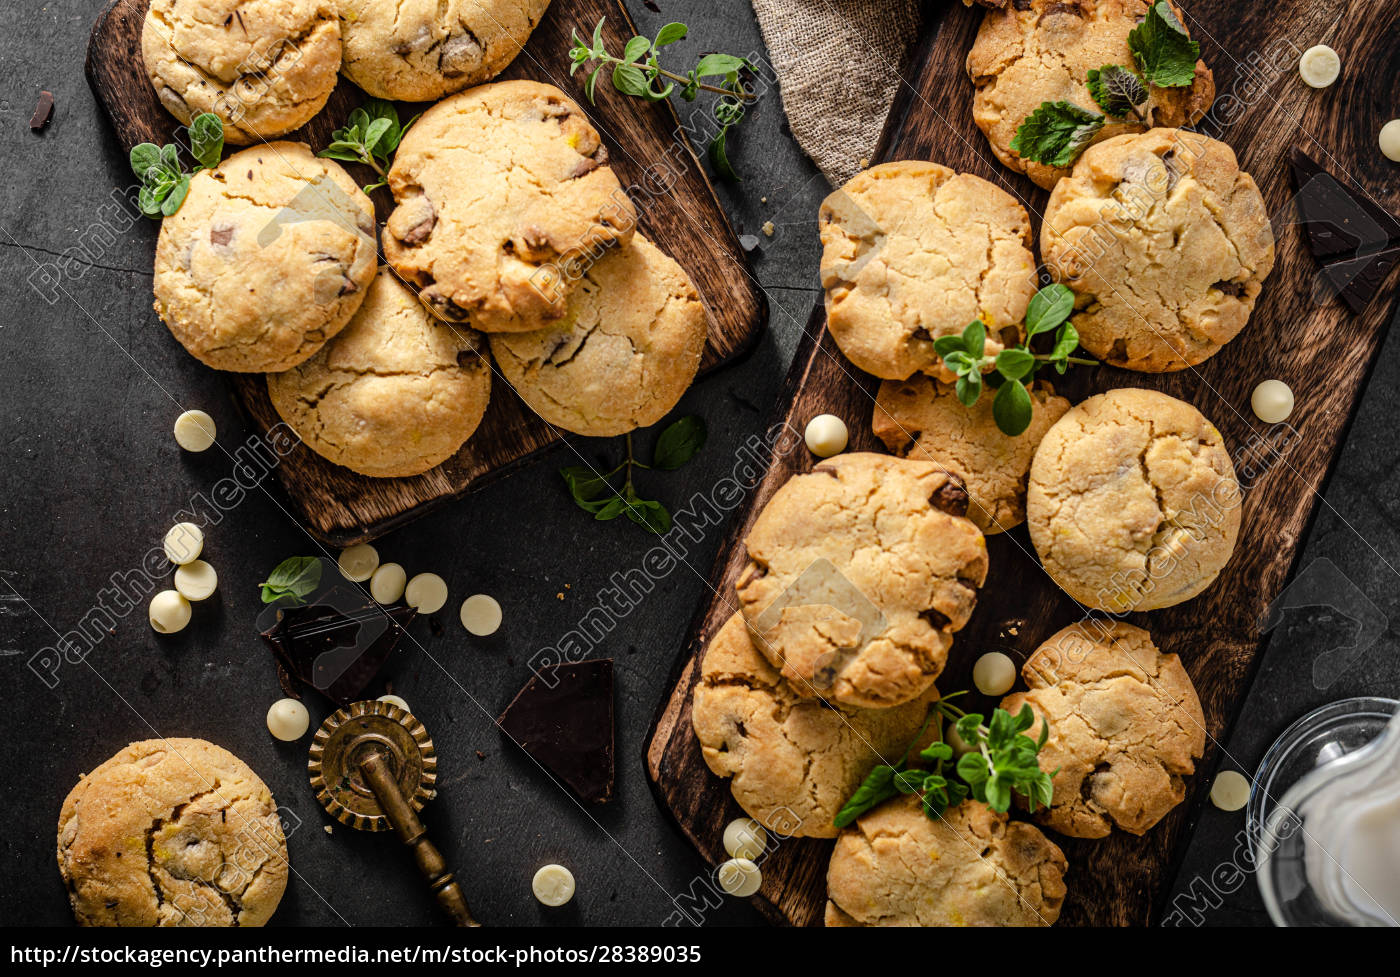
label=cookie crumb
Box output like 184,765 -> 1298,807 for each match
761,221 -> 775,237
323,824 -> 334,835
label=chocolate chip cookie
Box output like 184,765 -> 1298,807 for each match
57,738 -> 289,927
1026,388 -> 1241,612
873,375 -> 1071,534
1002,621 -> 1205,837
819,161 -> 1037,381
825,795 -> 1068,926
384,80 -> 636,334
967,0 -> 1214,189
736,453 -> 988,710
142,0 -> 342,145
153,142 -> 377,372
1041,129 -> 1275,371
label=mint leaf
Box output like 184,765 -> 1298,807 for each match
130,143 -> 162,180
1011,101 -> 1104,168
654,22 -> 688,46
994,348 -> 1036,382
622,36 -> 651,64
993,379 -> 1034,436
1129,1 -> 1201,88
258,556 -> 322,605
188,113 -> 225,170
1086,65 -> 1148,118
1025,284 -> 1074,336
834,764 -> 901,828
652,416 -> 706,470
962,320 -> 986,359
955,374 -> 981,408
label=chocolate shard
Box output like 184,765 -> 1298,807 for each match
1289,148 -> 1400,260
30,90 -> 53,131
260,589 -> 415,704
1319,246 -> 1400,314
498,659 -> 615,804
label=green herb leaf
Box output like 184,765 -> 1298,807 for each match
130,143 -> 163,180
188,113 -> 225,170
1086,65 -> 1148,118
1129,1 -> 1201,88
1010,101 -> 1105,168
709,127 -> 740,182
1050,322 -> 1083,372
652,416 -> 707,470
695,53 -> 747,77
995,348 -> 1036,382
161,176 -> 191,217
834,764 -> 902,828
654,22 -> 688,46
560,465 -> 612,503
955,374 -> 981,408
612,63 -> 651,97
962,320 -> 986,360
258,556 -> 322,605
932,335 -> 966,358
622,35 -> 651,64
992,381 -> 1033,437
1025,283 -> 1074,336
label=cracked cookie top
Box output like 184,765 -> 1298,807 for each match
967,0 -> 1214,189
825,794 -> 1067,926
153,142 -> 377,373
691,614 -> 938,839
736,453 -> 988,710
1001,621 -> 1205,837
819,160 -> 1036,382
873,375 -> 1071,534
340,0 -> 550,102
142,0 -> 342,145
267,267 -> 491,478
384,80 -> 636,334
1041,129 -> 1276,372
1026,387 -> 1241,612
57,738 -> 289,927
489,235 -> 707,437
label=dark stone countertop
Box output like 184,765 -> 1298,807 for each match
1,0 -> 1396,928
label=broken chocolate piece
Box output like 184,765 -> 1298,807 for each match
1319,246 -> 1400,314
1289,148 -> 1400,260
30,90 -> 53,131
497,659 -> 615,804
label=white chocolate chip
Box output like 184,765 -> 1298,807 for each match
378,694 -> 410,713
1380,119 -> 1400,163
1298,45 -> 1341,88
405,572 -> 449,614
266,698 -> 310,741
173,560 -> 218,601
370,563 -> 407,604
163,522 -> 203,565
804,414 -> 849,458
337,543 -> 379,583
460,594 -> 502,636
723,818 -> 768,860
172,410 -> 217,452
149,590 -> 192,634
1210,770 -> 1252,812
972,651 -> 1017,697
531,864 -> 575,906
1251,379 -> 1295,424
716,858 -> 762,897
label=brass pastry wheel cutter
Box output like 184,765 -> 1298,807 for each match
308,700 -> 479,926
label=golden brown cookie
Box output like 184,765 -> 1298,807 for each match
384,80 -> 636,334
691,615 -> 937,839
819,160 -> 1037,381
57,738 -> 288,927
142,0 -> 342,145
153,142 -> 377,373
1026,388 -> 1241,612
736,453 -> 988,710
1002,621 -> 1205,837
267,268 -> 492,478
873,375 -> 1071,534
825,795 -> 1067,926
490,235 -> 707,436
1041,129 -> 1275,371
339,0 -> 551,102
967,0 -> 1214,189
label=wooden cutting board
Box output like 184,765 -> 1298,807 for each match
646,0 -> 1400,926
86,0 -> 765,545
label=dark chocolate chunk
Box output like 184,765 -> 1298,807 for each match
1319,246 -> 1400,314
260,589 -> 415,704
929,477 -> 969,517
1289,148 -> 1400,260
30,90 -> 53,131
498,659 -> 615,804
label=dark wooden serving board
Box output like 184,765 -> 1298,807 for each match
86,0 -> 765,545
647,0 -> 1400,927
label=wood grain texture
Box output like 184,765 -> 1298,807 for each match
85,0 -> 765,544
647,0 -> 1400,926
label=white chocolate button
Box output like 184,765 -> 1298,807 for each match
716,858 -> 762,897
531,864 -> 575,906
1251,379 -> 1295,424
149,590 -> 192,634
378,694 -> 410,712
173,560 -> 218,601
723,818 -> 768,860
460,594 -> 502,636
337,543 -> 379,583
1298,45 -> 1341,88
172,410 -> 216,452
266,698 -> 310,741
405,573 -> 449,614
972,651 -> 1017,697
1380,119 -> 1400,163
163,522 -> 203,565
1210,770 -> 1251,812
370,563 -> 407,604
804,414 -> 849,458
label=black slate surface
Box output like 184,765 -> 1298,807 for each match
0,0 -> 1397,928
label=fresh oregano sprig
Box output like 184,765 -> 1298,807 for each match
129,112 -> 224,218
935,284 -> 1095,437
318,99 -> 419,194
834,696 -> 1057,829
258,556 -> 322,606
1011,2 -> 1200,168
568,19 -> 755,180
559,416 -> 706,535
